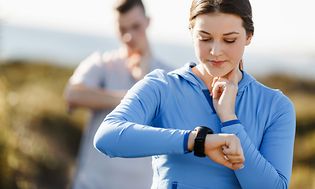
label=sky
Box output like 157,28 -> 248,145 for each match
1,0 -> 315,54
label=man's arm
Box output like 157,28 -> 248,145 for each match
64,83 -> 126,110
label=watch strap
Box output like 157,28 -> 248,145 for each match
194,126 -> 213,157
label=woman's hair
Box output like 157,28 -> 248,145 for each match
189,0 -> 254,36
114,0 -> 146,15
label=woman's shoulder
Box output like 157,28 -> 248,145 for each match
144,69 -> 171,84
144,67 -> 185,84
127,69 -> 171,96
247,74 -> 294,108
132,67 -> 192,97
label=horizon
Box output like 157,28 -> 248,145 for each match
1,0 -> 315,54
1,24 -> 315,80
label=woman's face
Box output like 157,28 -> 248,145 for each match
191,13 -> 252,77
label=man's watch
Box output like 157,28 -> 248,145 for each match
193,126 -> 213,157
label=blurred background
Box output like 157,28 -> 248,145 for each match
0,0 -> 314,188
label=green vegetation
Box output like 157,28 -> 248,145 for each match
1,59 -> 315,188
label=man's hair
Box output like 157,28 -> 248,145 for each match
114,0 -> 146,14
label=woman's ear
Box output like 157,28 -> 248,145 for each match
245,33 -> 253,46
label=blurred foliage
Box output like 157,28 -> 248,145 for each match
0,59 -> 88,189
0,59 -> 315,188
258,74 -> 315,189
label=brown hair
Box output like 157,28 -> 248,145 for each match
189,0 -> 254,36
114,0 -> 146,15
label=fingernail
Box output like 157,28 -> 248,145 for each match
224,155 -> 229,161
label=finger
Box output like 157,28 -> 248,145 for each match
232,137 -> 243,158
216,154 -> 234,170
224,154 -> 244,164
223,145 -> 242,157
211,77 -> 219,88
207,149 -> 234,170
222,145 -> 244,164
210,77 -> 219,96
223,140 -> 237,156
224,135 -> 242,155
128,54 -> 142,67
222,145 -> 235,155
222,145 -> 236,156
222,145 -> 228,152
223,154 -> 229,161
211,81 -> 226,99
232,163 -> 245,170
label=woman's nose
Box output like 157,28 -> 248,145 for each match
210,42 -> 222,56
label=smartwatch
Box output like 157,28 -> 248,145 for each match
193,126 -> 213,157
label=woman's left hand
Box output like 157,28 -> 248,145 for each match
211,67 -> 240,122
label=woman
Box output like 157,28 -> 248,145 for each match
94,0 -> 296,188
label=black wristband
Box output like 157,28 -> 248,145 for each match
193,126 -> 213,157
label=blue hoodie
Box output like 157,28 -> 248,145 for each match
94,63 -> 296,189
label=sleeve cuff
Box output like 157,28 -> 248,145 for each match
183,131 -> 192,154
221,119 -> 241,127
221,120 -> 246,142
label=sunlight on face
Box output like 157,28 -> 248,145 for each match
191,13 -> 252,77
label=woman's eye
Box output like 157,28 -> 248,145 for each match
224,39 -> 236,43
198,37 -> 211,41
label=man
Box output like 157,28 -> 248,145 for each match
64,0 -> 171,188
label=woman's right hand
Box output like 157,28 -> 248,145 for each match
211,67 -> 240,122
204,133 -> 244,170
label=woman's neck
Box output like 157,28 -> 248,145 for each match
192,64 -> 243,91
192,65 -> 214,91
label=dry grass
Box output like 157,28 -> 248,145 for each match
0,60 -> 87,189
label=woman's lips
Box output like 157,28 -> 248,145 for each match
210,60 -> 226,66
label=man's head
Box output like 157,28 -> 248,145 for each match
114,0 -> 150,55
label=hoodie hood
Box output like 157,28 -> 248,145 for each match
169,62 -> 256,95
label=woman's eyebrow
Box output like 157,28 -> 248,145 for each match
197,30 -> 240,36
197,30 -> 211,35
223,31 -> 240,36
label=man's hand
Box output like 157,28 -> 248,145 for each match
127,53 -> 150,81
